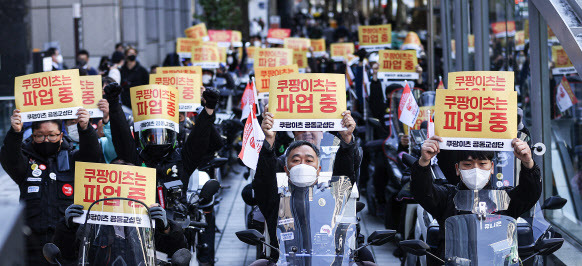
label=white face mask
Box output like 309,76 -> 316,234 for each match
227,56 -> 234,65
202,74 -> 212,85
56,54 -> 64,64
460,168 -> 491,190
288,164 -> 318,187
67,124 -> 79,142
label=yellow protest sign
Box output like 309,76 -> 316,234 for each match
378,50 -> 418,79
515,31 -> 525,51
73,162 -> 156,227
552,46 -> 576,75
218,46 -> 228,64
267,28 -> 291,44
15,69 -> 83,122
412,106 -> 434,130
80,75 -> 103,118
232,31 -> 243,47
284,37 -> 311,52
176,38 -> 202,58
130,85 -> 179,132
358,24 -> 392,51
157,66 -> 202,76
293,51 -> 308,72
253,48 -> 293,69
255,64 -> 299,94
208,30 -> 234,47
184,23 -> 208,40
247,46 -> 257,63
150,73 -> 201,112
330,43 -> 355,61
192,45 -> 220,69
434,89 -> 517,151
468,34 -> 475,53
268,73 -> 347,131
311,38 -> 326,57
448,71 -> 514,92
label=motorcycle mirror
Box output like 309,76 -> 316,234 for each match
199,179 -> 220,205
541,196 -> 567,210
236,229 -> 265,246
171,248 -> 192,266
399,239 -> 430,256
43,243 -> 62,265
366,118 -> 381,128
536,238 -> 564,256
356,201 -> 366,213
401,153 -> 417,168
367,230 -> 396,246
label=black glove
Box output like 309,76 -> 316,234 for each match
202,87 -> 220,109
355,48 -> 367,61
103,82 -> 123,102
65,204 -> 84,228
149,206 -> 169,230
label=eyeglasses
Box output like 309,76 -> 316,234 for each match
33,133 -> 62,143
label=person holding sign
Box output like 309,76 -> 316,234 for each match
104,82 -> 222,265
0,108 -> 101,265
409,136 -> 541,264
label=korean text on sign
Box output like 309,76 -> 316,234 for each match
15,69 -> 83,122
157,66 -> 202,76
184,23 -> 208,40
253,48 -> 293,69
175,38 -> 202,58
268,73 -> 347,131
130,85 -> 180,132
330,43 -> 355,61
434,89 -> 517,151
150,73 -> 201,112
551,46 -> 576,75
378,50 -> 419,80
311,38 -> 326,57
80,75 -> 103,118
191,45 -> 220,69
267,28 -> 291,44
293,51 -> 308,71
284,37 -> 311,57
255,64 -> 299,94
448,71 -> 514,92
73,162 -> 156,227
358,24 -> 392,51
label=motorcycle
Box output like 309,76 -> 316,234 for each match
237,175 -> 396,265
400,190 -> 564,265
43,197 -> 192,266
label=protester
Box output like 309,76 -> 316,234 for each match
120,47 -> 149,107
108,51 -> 124,84
47,47 -> 66,71
76,49 -> 98,75
0,109 -> 101,265
410,136 -> 542,264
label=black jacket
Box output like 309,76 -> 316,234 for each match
410,160 -> 542,259
52,218 -> 187,265
108,94 -> 222,188
0,125 -> 101,233
252,138 -> 356,261
120,62 -> 149,107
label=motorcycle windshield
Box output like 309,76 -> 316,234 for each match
276,176 -> 356,266
445,214 -> 519,266
78,198 -> 156,266
319,133 -> 340,172
453,190 -> 511,214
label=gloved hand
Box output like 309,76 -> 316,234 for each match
355,48 -> 367,61
149,206 -> 169,230
65,204 -> 84,228
202,87 -> 220,109
103,82 -> 123,102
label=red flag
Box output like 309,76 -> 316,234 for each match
238,105 -> 265,170
241,80 -> 257,119
398,83 -> 420,127
436,80 -> 445,90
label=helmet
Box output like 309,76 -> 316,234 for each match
139,128 -> 177,159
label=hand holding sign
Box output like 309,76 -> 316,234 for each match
419,135 -> 443,167
11,109 -> 22,132
261,111 -> 276,146
76,108 -> 90,130
512,138 -> 534,169
339,111 -> 355,143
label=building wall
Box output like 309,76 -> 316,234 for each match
30,0 -> 191,71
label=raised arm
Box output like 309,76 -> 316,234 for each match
72,108 -> 102,163
104,82 -> 140,165
0,110 -> 29,185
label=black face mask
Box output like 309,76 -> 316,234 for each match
33,142 -> 61,157
127,55 -> 136,62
